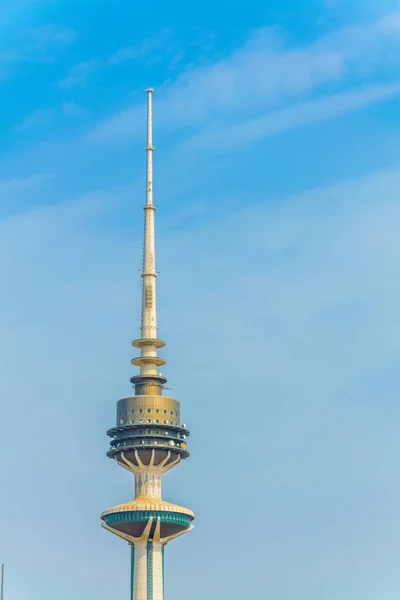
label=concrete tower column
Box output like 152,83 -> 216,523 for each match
131,540 -> 164,600
152,542 -> 164,600
133,541 -> 148,600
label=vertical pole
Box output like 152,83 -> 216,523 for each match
147,542 -> 153,600
134,541 -> 148,600
130,545 -> 135,600
145,89 -> 154,209
1,564 -> 4,600
141,88 -> 158,349
162,545 -> 165,599
152,542 -> 164,600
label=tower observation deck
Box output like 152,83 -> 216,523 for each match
101,89 -> 194,600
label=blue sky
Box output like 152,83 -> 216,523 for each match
1,1 -> 400,599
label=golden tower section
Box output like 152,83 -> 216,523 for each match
117,395 -> 180,427
107,393 -> 190,464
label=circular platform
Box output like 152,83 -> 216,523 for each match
132,338 -> 166,349
101,498 -> 194,539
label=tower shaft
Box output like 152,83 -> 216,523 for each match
131,539 -> 163,600
101,90 -> 194,600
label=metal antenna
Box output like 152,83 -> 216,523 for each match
1,564 -> 4,600
140,90 -> 158,347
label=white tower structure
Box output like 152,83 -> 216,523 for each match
101,89 -> 194,600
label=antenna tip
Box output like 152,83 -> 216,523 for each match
146,88 -> 154,94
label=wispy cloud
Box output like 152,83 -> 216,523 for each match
58,29 -> 173,89
0,173 -> 55,218
15,102 -> 85,132
27,23 -> 77,51
106,47 -> 137,66
15,108 -> 53,132
0,23 -> 76,78
58,59 -> 99,89
108,29 -> 172,65
87,11 -> 400,144
0,49 -> 21,63
61,101 -> 86,118
183,80 -> 400,152
0,174 -> 54,196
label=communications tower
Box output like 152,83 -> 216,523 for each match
101,89 -> 194,600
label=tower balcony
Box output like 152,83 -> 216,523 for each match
131,356 -> 166,368
107,422 -> 190,461
101,497 -> 194,540
132,338 -> 166,349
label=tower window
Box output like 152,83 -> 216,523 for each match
132,409 -> 134,413
156,409 -> 159,413
148,409 -> 151,413
156,419 -> 159,423
170,411 -> 173,415
140,409 -> 143,413
156,430 -> 160,434
131,420 -> 134,424
164,410 -> 167,414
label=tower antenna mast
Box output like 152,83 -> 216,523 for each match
1,564 -> 4,600
140,88 -> 158,346
101,89 -> 194,600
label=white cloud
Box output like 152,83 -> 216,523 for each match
14,108 -> 53,131
0,173 -> 55,218
61,100 -> 86,118
58,29 -> 173,90
58,58 -> 99,89
107,29 -> 172,65
182,80 -> 400,152
0,22 -> 76,80
87,10 -> 400,144
15,102 -> 86,133
27,23 -> 77,49
106,46 -> 137,65
0,173 -> 54,196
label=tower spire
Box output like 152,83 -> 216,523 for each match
146,88 -> 154,208
102,89 -> 194,600
142,88 -> 157,338
132,89 -> 166,386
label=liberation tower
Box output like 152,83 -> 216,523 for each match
101,89 -> 194,600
